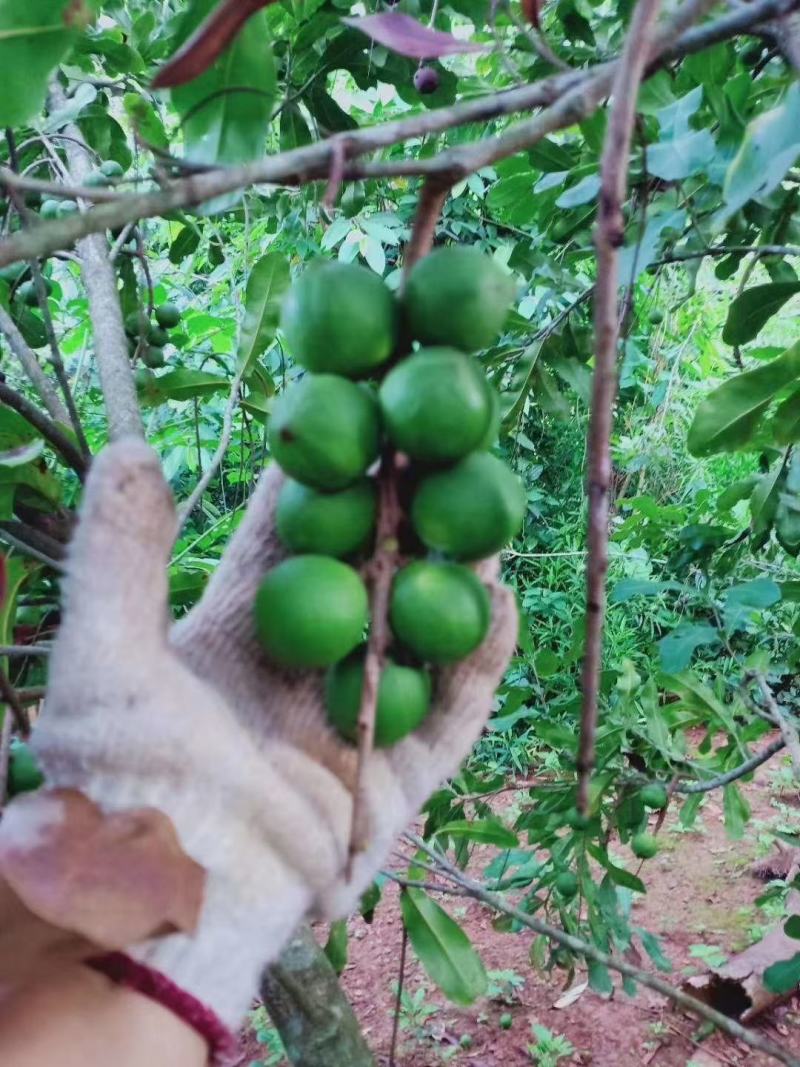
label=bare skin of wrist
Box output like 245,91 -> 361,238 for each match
0,963 -> 207,1067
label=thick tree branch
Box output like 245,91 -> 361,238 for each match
0,380 -> 87,479
0,0 -> 796,270
405,833 -> 800,1067
576,0 -> 664,815
48,85 -> 144,441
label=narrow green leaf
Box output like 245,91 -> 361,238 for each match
400,889 -> 487,1005
323,919 -> 348,975
722,282 -> 800,346
587,959 -> 614,996
784,916 -> 800,940
150,368 -> 229,402
773,387 -> 800,445
688,342 -> 800,456
435,820 -> 518,847
237,254 -> 290,373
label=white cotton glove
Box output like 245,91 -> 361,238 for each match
23,439 -> 517,1027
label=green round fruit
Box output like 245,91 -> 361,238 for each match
281,262 -> 397,378
325,649 -> 431,746
269,374 -> 381,490
499,1013 -> 513,1031
641,783 -> 668,810
155,302 -> 181,329
631,831 -> 659,860
254,556 -> 368,668
148,323 -> 170,347
100,159 -> 125,178
390,561 -> 490,663
403,246 -> 515,352
40,199 -> 61,221
134,367 -> 156,390
125,310 -> 147,337
56,200 -> 79,218
648,308 -> 665,325
276,477 -> 377,558
412,452 -> 525,561
142,346 -> 165,369
85,171 -> 112,187
8,740 -> 45,796
565,808 -> 590,831
555,871 -> 578,900
379,348 -> 492,464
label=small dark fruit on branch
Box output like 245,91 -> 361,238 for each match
414,66 -> 439,95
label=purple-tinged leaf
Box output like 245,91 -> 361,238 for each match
342,13 -> 485,60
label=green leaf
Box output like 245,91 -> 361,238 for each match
501,340 -> 542,426
717,476 -> 759,510
0,0 -> 90,127
147,368 -> 229,403
237,254 -> 290,374
279,103 -> 312,150
658,623 -> 720,672
722,282 -> 800,346
323,919 -> 348,975
637,928 -> 672,972
435,820 -> 518,847
400,889 -> 487,1005
556,174 -> 600,209
722,782 -> 750,839
171,0 -> 276,182
784,916 -> 800,940
772,387 -> 800,445
648,88 -> 716,182
721,82 -> 800,222
587,959 -> 613,996
688,342 -> 800,456
723,578 -> 781,630
610,578 -> 683,603
763,952 -> 800,995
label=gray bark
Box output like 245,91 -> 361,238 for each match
260,924 -> 376,1067
48,83 -> 143,441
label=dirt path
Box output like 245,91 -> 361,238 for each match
244,753 -> 800,1066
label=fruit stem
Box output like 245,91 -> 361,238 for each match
401,178 -> 451,288
346,448 -> 400,878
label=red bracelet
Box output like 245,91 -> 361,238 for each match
86,952 -> 238,1065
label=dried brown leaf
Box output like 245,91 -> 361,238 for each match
0,789 -> 205,947
342,13 -> 486,60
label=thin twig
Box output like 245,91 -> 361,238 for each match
752,674 -> 800,779
0,380 -> 88,479
381,871 -> 471,896
0,664 -> 30,737
0,645 -> 51,657
4,128 -> 90,457
404,832 -> 800,1067
0,524 -> 63,570
576,0 -> 664,815
0,168 -> 123,202
0,305 -> 69,425
1,0 -> 795,269
178,363 -> 247,527
0,706 -> 12,807
346,453 -> 400,875
389,917 -> 408,1067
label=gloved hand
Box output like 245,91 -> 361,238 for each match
23,439 -> 517,1027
